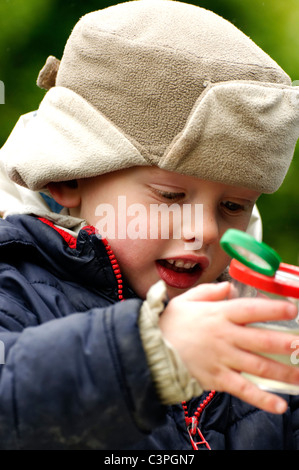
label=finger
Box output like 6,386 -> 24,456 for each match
220,370 -> 288,414
233,325 -> 299,357
182,281 -> 232,302
225,345 -> 299,387
226,297 -> 297,324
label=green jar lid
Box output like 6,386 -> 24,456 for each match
220,229 -> 281,276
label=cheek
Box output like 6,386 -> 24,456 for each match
111,238 -> 149,261
107,238 -> 162,298
107,238 -> 153,279
215,249 -> 231,273
200,242 -> 231,284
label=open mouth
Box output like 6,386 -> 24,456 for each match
157,258 -> 201,273
155,257 -> 209,289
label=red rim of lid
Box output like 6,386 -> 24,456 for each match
229,259 -> 299,298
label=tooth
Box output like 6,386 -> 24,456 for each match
166,259 -> 198,269
174,260 -> 185,268
183,262 -> 192,269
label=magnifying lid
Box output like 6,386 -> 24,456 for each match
220,229 -> 281,276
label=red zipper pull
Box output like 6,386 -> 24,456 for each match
183,392 -> 216,451
187,425 -> 212,450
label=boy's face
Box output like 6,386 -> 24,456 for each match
71,167 -> 260,299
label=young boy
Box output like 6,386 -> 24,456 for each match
0,0 -> 299,450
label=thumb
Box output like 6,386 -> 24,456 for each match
182,281 -> 232,302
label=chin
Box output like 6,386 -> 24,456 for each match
165,284 -> 192,299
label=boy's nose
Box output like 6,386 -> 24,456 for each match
180,204 -> 203,250
182,208 -> 219,248
201,209 -> 220,246
181,205 -> 219,249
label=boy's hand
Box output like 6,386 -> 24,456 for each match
159,282 -> 299,414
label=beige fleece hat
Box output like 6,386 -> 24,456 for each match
2,0 -> 299,193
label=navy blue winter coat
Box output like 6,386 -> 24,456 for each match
0,214 -> 299,450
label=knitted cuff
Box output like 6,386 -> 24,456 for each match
139,280 -> 203,405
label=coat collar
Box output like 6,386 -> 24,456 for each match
0,214 -> 137,302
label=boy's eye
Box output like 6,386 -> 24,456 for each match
155,190 -> 186,201
221,200 -> 244,214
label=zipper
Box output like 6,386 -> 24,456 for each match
182,390 -> 216,450
100,238 -> 124,302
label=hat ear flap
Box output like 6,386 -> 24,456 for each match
37,55 -> 60,90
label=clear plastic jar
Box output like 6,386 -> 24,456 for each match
229,259 -> 299,394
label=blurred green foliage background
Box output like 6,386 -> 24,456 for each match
0,0 -> 298,264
